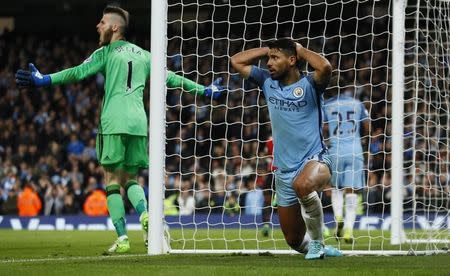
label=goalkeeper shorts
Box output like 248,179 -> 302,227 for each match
96,134 -> 148,175
274,149 -> 332,207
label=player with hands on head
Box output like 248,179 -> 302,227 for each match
231,39 -> 342,260
15,5 -> 224,253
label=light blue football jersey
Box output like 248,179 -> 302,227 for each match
248,66 -> 326,171
322,95 -> 369,156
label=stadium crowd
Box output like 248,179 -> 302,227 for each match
0,9 -> 446,217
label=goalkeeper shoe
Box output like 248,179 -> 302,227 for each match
305,240 -> 325,260
324,245 -> 343,257
108,236 -> 130,253
140,211 -> 149,247
343,229 -> 354,244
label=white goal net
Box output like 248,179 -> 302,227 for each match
149,0 -> 450,255
402,0 -> 450,251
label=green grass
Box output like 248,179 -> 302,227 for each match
0,229 -> 449,275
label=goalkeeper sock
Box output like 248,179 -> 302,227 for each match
106,184 -> 127,237
331,188 -> 344,222
299,191 -> 324,241
344,193 -> 358,231
125,180 -> 148,216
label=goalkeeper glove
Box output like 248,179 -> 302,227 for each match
204,77 -> 225,100
15,63 -> 51,88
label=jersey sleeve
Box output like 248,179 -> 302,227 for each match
166,71 -> 206,95
146,50 -> 205,95
305,74 -> 328,94
248,66 -> 270,87
50,47 -> 107,85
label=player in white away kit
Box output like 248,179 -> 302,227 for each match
231,39 -> 342,259
323,82 -> 369,243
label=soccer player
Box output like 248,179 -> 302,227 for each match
322,79 -> 369,243
15,6 -> 222,253
230,39 -> 342,259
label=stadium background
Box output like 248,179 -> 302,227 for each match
0,0 -> 437,222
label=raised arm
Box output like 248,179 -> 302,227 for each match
16,47 -> 106,88
50,49 -> 106,85
230,47 -> 269,79
166,72 -> 223,100
166,71 -> 205,94
295,43 -> 332,89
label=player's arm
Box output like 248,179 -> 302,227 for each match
15,47 -> 106,87
144,51 -> 223,99
165,72 -> 223,100
230,47 -> 269,79
295,43 -> 332,90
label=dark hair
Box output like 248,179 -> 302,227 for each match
103,5 -> 129,35
266,38 -> 297,57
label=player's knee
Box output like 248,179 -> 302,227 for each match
294,176 -> 315,198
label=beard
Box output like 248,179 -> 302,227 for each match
270,69 -> 287,80
99,26 -> 114,46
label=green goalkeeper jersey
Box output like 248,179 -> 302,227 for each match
50,40 -> 206,136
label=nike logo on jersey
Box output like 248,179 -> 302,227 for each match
270,84 -> 277,89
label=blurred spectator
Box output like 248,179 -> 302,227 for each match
1,164 -> 18,202
71,179 -> 85,211
61,193 -> 78,214
224,193 -> 240,216
178,189 -> 195,215
81,138 -> 97,161
44,184 -> 64,215
243,176 -> 264,216
17,183 -> 42,216
83,189 -> 108,216
67,134 -> 85,156
164,192 -> 179,216
2,185 -> 18,214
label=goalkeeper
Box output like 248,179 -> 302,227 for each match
15,5 -> 223,253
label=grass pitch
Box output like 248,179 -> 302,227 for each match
0,229 -> 449,275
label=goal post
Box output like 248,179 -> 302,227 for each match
148,0 -> 450,256
391,0 -> 407,246
148,0 -> 168,255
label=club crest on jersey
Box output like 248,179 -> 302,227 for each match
293,87 -> 304,98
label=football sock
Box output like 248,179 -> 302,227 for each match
344,193 -> 358,231
106,184 -> 127,237
125,180 -> 148,216
299,191 -> 324,241
331,188 -> 344,222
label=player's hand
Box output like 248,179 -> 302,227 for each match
204,77 -> 225,100
295,42 -> 305,60
15,63 -> 51,88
